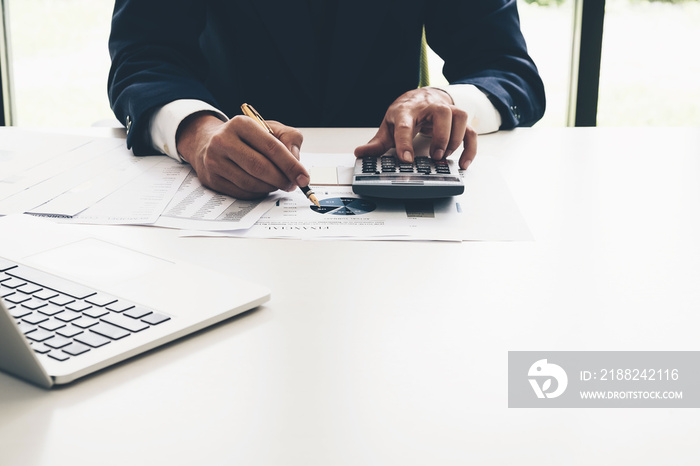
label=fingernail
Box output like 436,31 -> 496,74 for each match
403,150 -> 412,162
434,149 -> 445,160
296,173 -> 310,187
445,149 -> 454,158
462,159 -> 472,170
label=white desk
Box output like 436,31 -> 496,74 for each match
1,127 -> 700,465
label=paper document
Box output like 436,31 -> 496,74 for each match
0,136 -> 126,214
0,128 -> 95,203
153,171 -> 278,231
27,148 -> 171,218
181,153 -> 531,242
58,158 -> 191,225
186,185 -> 464,241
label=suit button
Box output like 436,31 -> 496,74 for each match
125,115 -> 132,134
510,105 -> 521,121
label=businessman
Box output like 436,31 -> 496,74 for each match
108,0 -> 545,200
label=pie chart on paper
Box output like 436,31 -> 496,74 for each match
310,197 -> 377,216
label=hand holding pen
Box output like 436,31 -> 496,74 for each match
241,104 -> 319,206
174,105 -> 317,202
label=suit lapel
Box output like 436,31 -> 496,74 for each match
249,0 -> 322,103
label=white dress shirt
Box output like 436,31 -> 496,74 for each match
149,84 -> 502,162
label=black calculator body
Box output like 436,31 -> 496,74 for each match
352,155 -> 464,199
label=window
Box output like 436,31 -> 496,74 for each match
517,0 -> 577,126
597,0 -> 700,126
6,0 -> 114,126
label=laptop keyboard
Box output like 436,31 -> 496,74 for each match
0,257 -> 170,362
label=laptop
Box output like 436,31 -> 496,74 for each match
0,214 -> 270,388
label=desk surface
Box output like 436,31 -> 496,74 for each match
2,127 -> 700,465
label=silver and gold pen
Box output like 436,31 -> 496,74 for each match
241,103 -> 320,207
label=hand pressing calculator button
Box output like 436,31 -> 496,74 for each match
352,155 -> 464,199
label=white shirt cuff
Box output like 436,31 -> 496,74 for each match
149,99 -> 228,162
432,84 -> 502,134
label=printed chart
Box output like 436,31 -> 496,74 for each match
310,197 -> 377,216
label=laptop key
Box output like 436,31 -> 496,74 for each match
39,318 -> 66,332
124,306 -> 152,319
21,298 -> 48,310
45,336 -> 72,349
66,301 -> 92,312
48,350 -> 71,362
49,294 -> 75,306
26,328 -> 54,342
106,301 -> 134,313
2,278 -> 27,289
83,307 -> 109,319
142,313 -> 171,325
75,332 -> 111,348
33,289 -> 59,301
56,325 -> 83,338
7,265 -> 96,300
9,306 -> 32,319
72,316 -> 99,329
22,313 -> 49,325
18,283 -> 42,294
85,294 -> 118,307
102,313 -> 149,332
91,322 -> 130,340
17,321 -> 37,335
38,303 -> 66,316
5,293 -> 31,305
62,342 -> 90,356
55,310 -> 82,322
31,342 -> 52,354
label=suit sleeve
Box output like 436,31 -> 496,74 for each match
426,0 -> 546,129
108,0 -> 217,154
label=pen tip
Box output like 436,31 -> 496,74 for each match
310,194 -> 320,208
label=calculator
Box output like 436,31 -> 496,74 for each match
352,154 -> 465,199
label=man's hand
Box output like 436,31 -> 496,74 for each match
354,87 -> 477,169
176,113 -> 309,199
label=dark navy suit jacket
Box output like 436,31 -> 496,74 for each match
108,0 -> 546,155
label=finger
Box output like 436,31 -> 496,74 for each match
270,121 -> 304,160
235,116 -> 310,188
392,116 -> 417,163
458,124 -> 478,170
446,109 -> 468,158
205,142 -> 291,193
426,105 -> 453,161
210,170 -> 277,199
354,123 -> 394,158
